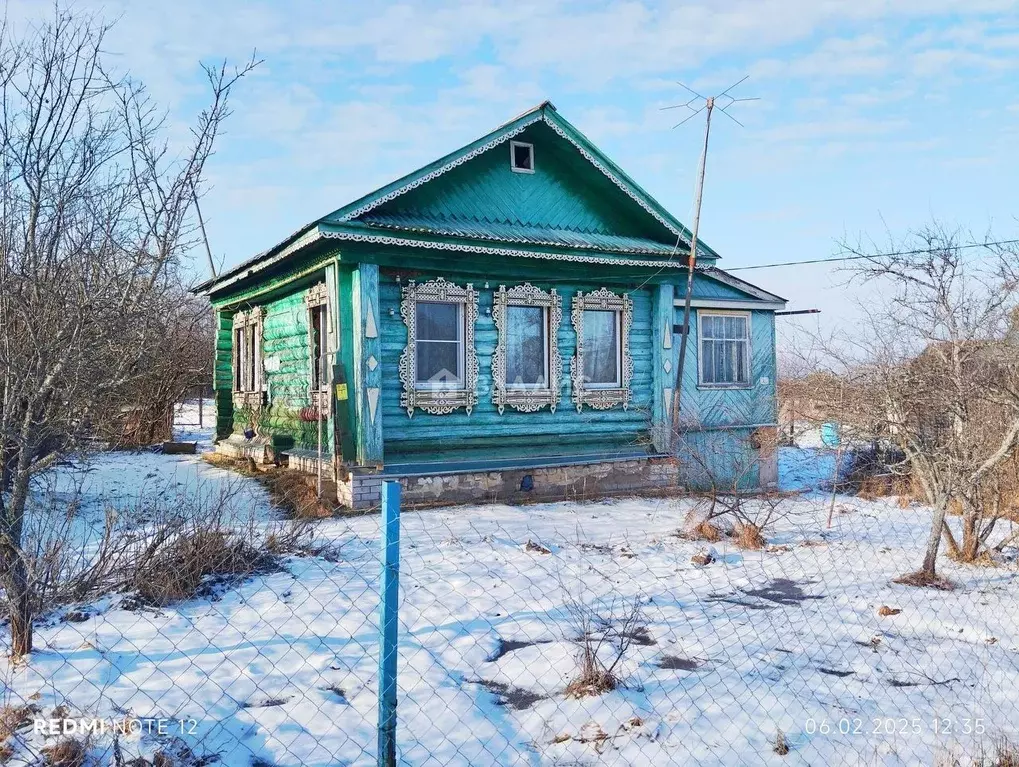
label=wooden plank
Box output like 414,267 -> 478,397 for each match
352,263 -> 384,466
651,283 -> 674,452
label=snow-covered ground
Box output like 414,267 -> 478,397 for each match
3,411 -> 1019,766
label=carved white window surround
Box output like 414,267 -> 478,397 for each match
305,283 -> 331,411
570,288 -> 633,412
492,283 -> 562,414
399,277 -> 479,417
232,307 -> 265,409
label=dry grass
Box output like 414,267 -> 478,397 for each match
262,469 -> 333,519
893,570 -> 957,591
773,729 -> 790,756
940,737 -> 1019,766
202,453 -> 334,519
733,523 -> 766,550
564,655 -> 618,700
132,529 -> 274,607
41,738 -> 86,767
689,519 -> 722,542
0,703 -> 38,762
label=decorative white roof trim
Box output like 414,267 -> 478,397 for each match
339,114 -> 542,222
200,227 -> 323,296
319,230 -> 686,269
336,113 -> 691,245
696,265 -> 787,304
361,218 -> 679,256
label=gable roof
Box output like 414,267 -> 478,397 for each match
196,102 -> 755,297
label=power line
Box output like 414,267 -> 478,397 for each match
726,238 -> 1019,271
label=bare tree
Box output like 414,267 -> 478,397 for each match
0,8 -> 257,655
807,223 -> 1019,581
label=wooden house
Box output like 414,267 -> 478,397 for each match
195,102 -> 786,507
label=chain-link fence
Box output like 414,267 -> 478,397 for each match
3,439 -> 1019,766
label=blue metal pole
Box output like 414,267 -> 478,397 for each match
378,480 -> 401,767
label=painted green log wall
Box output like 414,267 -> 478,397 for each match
219,283 -> 333,452
377,269 -> 655,463
213,310 -> 234,441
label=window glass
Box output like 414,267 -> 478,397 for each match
310,305 -> 327,390
700,314 -> 749,386
506,306 -> 546,386
417,302 -> 459,341
245,325 -> 256,392
582,309 -> 619,386
415,301 -> 462,385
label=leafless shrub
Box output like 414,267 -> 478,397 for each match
0,5 -> 258,656
797,222 -> 1019,579
9,478 -> 310,618
563,593 -> 647,699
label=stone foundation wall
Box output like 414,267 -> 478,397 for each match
336,458 -> 681,510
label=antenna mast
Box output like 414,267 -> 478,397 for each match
664,76 -> 757,448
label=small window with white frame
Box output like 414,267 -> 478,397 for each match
399,277 -> 479,416
510,140 -> 534,173
232,307 -> 265,408
698,311 -> 751,387
492,283 -> 562,413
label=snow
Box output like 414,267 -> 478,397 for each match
3,406 -> 1019,765
25,400 -> 274,553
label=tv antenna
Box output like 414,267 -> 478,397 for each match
663,76 -> 758,445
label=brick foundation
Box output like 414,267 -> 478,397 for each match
335,457 -> 681,510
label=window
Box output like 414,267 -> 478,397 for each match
506,306 -> 547,386
570,288 -> 633,411
310,304 -> 328,390
232,307 -> 264,407
699,312 -> 750,387
581,309 -> 620,387
510,140 -> 534,173
492,284 -> 562,413
415,301 -> 463,387
306,282 -> 331,409
399,277 -> 479,416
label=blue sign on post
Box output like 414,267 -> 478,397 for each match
378,481 -> 401,767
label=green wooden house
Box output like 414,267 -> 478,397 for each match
195,102 -> 786,507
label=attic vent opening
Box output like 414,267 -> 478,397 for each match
510,141 -> 534,173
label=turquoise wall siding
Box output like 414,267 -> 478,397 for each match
675,426 -> 762,491
377,269 -> 655,463
676,309 -> 777,428
230,285 -> 333,453
361,121 -> 678,246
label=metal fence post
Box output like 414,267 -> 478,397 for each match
378,480 -> 400,767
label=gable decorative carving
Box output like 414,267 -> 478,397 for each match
491,283 -> 562,414
336,112 -> 687,243
398,277 -> 479,417
570,288 -> 633,412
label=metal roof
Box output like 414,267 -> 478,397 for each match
358,213 -> 687,256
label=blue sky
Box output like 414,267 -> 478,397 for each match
12,0 -> 1019,338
